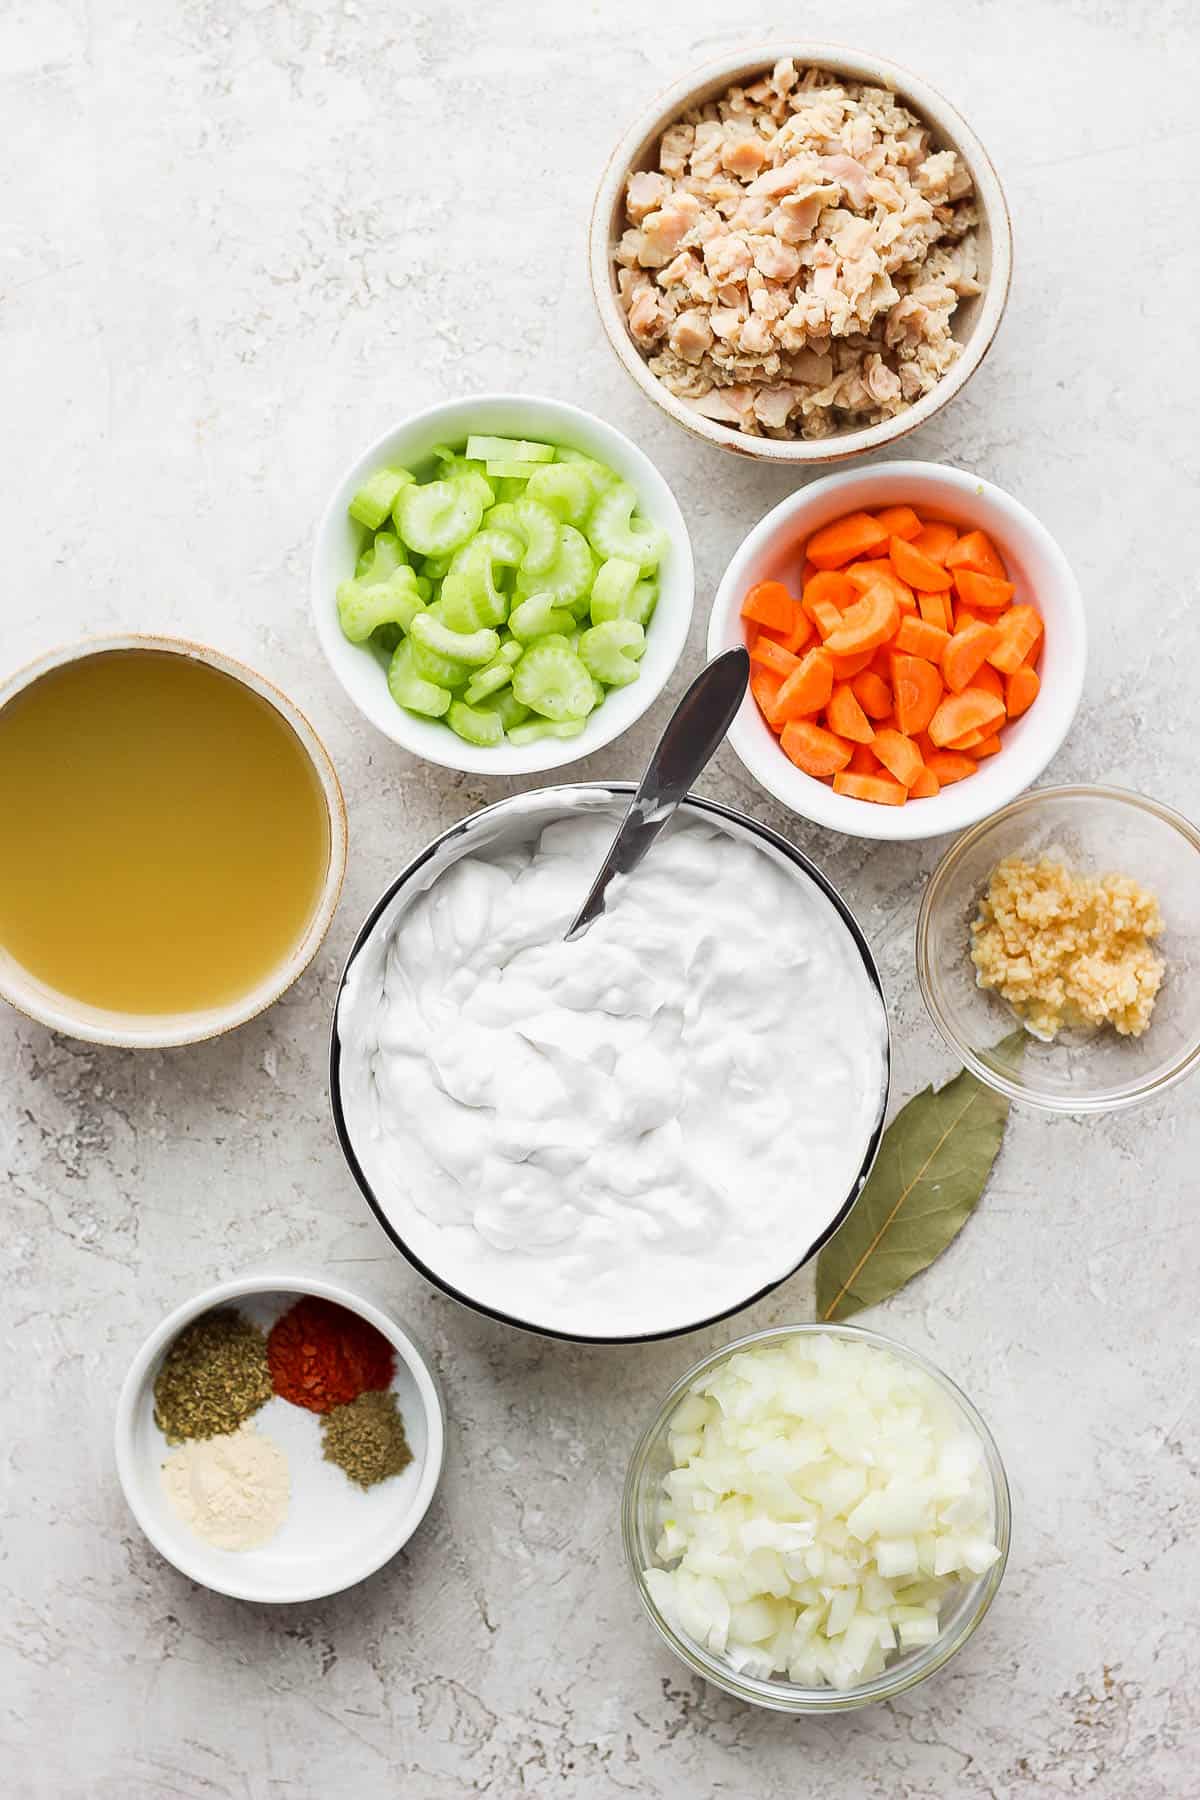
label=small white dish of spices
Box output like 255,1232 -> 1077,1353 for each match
115,1273 -> 445,1602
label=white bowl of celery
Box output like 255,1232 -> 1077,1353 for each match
312,396 -> 695,773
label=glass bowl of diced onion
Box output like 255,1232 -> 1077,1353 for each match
622,1324 -> 1010,1712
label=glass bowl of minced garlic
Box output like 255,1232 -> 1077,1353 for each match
917,785 -> 1200,1112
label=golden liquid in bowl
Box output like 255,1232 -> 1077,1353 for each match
0,649 -> 332,1016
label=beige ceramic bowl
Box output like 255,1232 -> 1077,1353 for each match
0,635 -> 348,1048
589,42 -> 1012,464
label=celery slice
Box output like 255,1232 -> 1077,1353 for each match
513,498 -> 560,575
348,467 -> 414,531
397,479 -> 484,556
463,661 -> 515,705
478,689 -> 532,732
514,524 -> 593,606
588,556 -> 641,624
447,699 -> 505,748
466,435 -> 556,465
508,592 -> 576,642
506,718 -> 587,746
409,610 -> 499,668
438,530 -> 520,631
586,482 -> 667,571
556,446 -> 621,496
387,642 -> 451,718
579,619 -> 646,687
512,643 -> 596,722
524,463 -> 594,527
485,459 -> 545,480
336,565 -> 426,643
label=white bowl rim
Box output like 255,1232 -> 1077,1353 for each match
309,392 -> 695,775
708,459 -> 1087,841
0,633 -> 348,1047
589,39 -> 1013,464
916,781 -> 1200,1113
328,780 -> 892,1342
113,1269 -> 447,1603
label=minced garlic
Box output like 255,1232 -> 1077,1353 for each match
970,856 -> 1164,1040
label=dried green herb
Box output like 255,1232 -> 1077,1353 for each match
815,1038 -> 1023,1322
321,1388 -> 412,1489
153,1310 -> 273,1443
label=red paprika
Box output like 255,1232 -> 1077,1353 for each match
267,1296 -> 395,1413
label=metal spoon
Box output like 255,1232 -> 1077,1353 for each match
564,645 -> 751,942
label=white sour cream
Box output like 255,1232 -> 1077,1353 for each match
337,811 -> 887,1337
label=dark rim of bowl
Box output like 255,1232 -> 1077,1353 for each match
328,781 -> 892,1344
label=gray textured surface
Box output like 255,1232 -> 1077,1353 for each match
3,2 -> 1198,1795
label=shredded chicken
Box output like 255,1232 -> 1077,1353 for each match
614,61 -> 982,439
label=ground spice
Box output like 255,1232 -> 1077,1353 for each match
266,1296 -> 396,1413
153,1310 -> 273,1444
321,1388 -> 413,1489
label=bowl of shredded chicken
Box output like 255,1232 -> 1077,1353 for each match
590,44 -> 1011,461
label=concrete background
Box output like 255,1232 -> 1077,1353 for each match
2,1 -> 1197,1794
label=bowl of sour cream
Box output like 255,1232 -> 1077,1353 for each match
330,784 -> 890,1342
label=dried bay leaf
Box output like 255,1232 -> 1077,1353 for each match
816,1035 -> 1024,1322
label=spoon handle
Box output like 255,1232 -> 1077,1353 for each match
564,646 -> 750,942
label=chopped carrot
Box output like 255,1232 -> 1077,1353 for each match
1005,663 -> 1041,718
829,648 -> 875,679
968,662 -> 1004,702
972,733 -> 1003,757
803,570 -> 857,612
942,619 -> 1001,693
749,635 -> 801,679
808,597 -> 845,640
892,654 -> 944,737
833,771 -> 908,805
911,520 -> 958,563
741,581 -> 795,631
750,668 -> 784,723
851,669 -> 892,719
768,646 -> 834,725
781,719 -> 854,778
946,725 -> 991,751
849,743 -> 882,774
760,606 -> 814,655
908,765 -> 941,798
890,536 -> 953,592
954,603 -> 983,631
945,529 -> 1007,580
923,750 -> 978,785
928,687 -> 1006,748
894,615 -> 951,661
806,511 -> 889,570
827,681 -> 876,744
846,562 -> 916,612
823,585 -> 900,656
872,727 -> 924,787
987,605 -> 1044,674
952,569 -> 1015,610
917,590 -> 952,632
874,504 -> 922,541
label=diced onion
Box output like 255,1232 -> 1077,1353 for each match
645,1334 -> 1000,1690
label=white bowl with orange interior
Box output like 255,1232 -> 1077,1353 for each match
707,462 -> 1086,842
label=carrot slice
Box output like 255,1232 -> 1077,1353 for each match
946,725 -> 991,751
891,654 -> 944,737
750,668 -> 784,724
803,570 -> 857,613
827,681 -> 876,745
872,727 -> 924,788
768,646 -> 834,725
808,597 -> 844,640
760,606 -> 814,655
972,733 -> 1003,757
1005,663 -> 1041,718
741,581 -> 795,631
851,669 -> 892,720
829,648 -> 875,679
928,687 -> 1005,747
943,620 -> 1001,693
923,750 -> 978,785
832,771 -> 908,806
845,561 -> 915,609
749,634 -> 801,679
988,605 -> 1044,674
911,520 -> 958,563
968,662 -> 1005,703
874,505 -> 922,541
908,765 -> 941,798
945,529 -> 1007,580
890,536 -> 953,592
781,719 -> 854,778
952,569 -> 1016,611
917,590 -> 952,632
954,603 -> 983,632
822,586 -> 900,657
848,742 -> 882,774
807,511 -> 889,570
894,615 -> 951,661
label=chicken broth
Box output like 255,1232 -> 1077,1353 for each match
0,650 -> 331,1015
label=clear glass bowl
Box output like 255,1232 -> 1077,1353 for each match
623,1324 -> 1011,1713
917,785 -> 1200,1113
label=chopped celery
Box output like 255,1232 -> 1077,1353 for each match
446,699 -> 505,748
466,435 -> 556,464
485,459 -> 545,480
586,482 -> 667,570
508,592 -> 576,642
336,565 -> 426,643
513,498 -> 560,574
524,463 -> 594,527
506,718 -> 587,746
512,642 -> 596,722
514,524 -> 593,606
388,641 -> 451,717
479,689 -> 532,732
589,556 -> 641,622
397,479 -> 484,556
463,661 -> 515,705
349,467 -> 414,531
579,619 -> 646,686
409,610 -> 499,667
